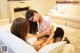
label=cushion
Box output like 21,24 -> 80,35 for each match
38,42 -> 66,53
61,44 -> 76,53
57,4 -> 80,16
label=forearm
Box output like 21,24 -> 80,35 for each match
36,26 -> 52,38
44,34 -> 54,44
33,40 -> 44,51
35,31 -> 47,38
34,40 -> 45,45
44,26 -> 54,44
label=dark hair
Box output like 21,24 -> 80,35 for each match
54,27 -> 64,38
25,9 -> 38,20
11,17 -> 29,41
25,9 -> 38,34
29,21 -> 38,34
63,37 -> 70,44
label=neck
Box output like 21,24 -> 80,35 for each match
38,15 -> 42,24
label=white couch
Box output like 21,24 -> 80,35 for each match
0,26 -> 37,53
48,4 -> 80,29
0,26 -> 76,53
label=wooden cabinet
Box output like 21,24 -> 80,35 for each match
8,1 -> 31,22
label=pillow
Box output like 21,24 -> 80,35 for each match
61,44 -> 76,53
38,42 -> 66,53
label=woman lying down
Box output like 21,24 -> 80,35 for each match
10,17 -> 70,51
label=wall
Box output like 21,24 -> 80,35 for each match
0,0 -> 10,24
0,8 -> 2,19
0,0 -> 56,24
31,0 -> 56,15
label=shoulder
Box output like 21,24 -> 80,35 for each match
42,15 -> 50,22
27,34 -> 35,38
42,15 -> 53,26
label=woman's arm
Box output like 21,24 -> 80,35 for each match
42,25 -> 54,46
34,40 -> 45,46
33,39 -> 45,50
35,26 -> 51,39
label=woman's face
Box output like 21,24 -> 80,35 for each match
29,12 -> 40,22
54,37 -> 62,42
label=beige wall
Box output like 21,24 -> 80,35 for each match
0,8 -> 2,19
0,0 -> 10,24
0,0 -> 56,23
31,0 -> 56,15
0,0 -> 10,19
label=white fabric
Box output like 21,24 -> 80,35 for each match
38,42 -> 66,53
49,9 -> 59,14
26,37 -> 37,46
57,4 -> 80,16
42,15 -> 53,26
38,15 -> 53,35
0,26 -> 37,53
61,44 -> 76,53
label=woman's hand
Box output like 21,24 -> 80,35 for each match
42,43 -> 47,47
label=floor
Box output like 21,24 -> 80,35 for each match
0,23 -> 80,53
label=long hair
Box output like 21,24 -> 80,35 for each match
25,9 -> 38,20
29,21 -> 38,34
25,8 -> 38,34
11,17 -> 29,41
